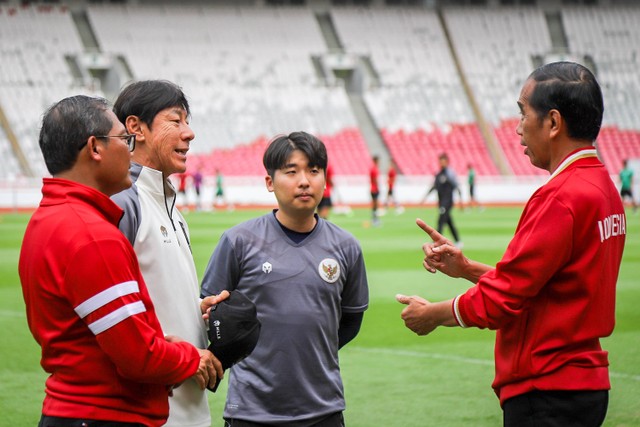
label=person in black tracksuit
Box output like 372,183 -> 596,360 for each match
423,153 -> 463,245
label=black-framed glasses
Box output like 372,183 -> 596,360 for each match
93,134 -> 136,152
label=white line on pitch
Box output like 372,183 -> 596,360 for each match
0,309 -> 24,318
352,347 -> 640,381
352,347 -> 493,366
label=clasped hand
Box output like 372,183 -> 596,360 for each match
165,335 -> 224,391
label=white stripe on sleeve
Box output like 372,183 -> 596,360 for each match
88,301 -> 146,335
74,281 -> 139,318
453,294 -> 468,328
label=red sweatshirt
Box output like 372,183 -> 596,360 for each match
456,149 -> 626,405
19,178 -> 200,426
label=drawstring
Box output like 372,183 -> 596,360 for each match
163,178 -> 191,252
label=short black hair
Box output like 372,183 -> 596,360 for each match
113,80 -> 190,128
528,61 -> 604,142
39,95 -> 113,176
263,131 -> 328,178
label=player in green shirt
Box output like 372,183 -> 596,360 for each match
619,159 -> 637,211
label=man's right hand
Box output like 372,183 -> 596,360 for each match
193,348 -> 224,390
201,290 -> 230,320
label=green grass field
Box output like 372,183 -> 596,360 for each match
1,206 -> 638,427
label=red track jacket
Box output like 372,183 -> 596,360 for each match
19,179 -> 200,426
456,149 -> 626,405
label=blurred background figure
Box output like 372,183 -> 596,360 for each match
213,168 -> 234,211
193,167 -> 203,211
619,159 -> 638,212
368,155 -> 381,227
383,159 -> 404,215
422,153 -> 463,247
177,171 -> 188,210
466,163 -> 483,211
318,163 -> 334,219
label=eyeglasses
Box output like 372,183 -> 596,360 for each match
93,134 -> 136,152
79,134 -> 136,151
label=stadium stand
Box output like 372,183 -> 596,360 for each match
331,7 -> 479,177
0,131 -> 21,178
87,4 -> 370,176
442,6 -> 552,176
382,124 -> 499,176
597,127 -> 640,174
1,2 -> 639,187
0,4 -> 97,178
187,127 -> 370,177
444,7 -> 552,125
562,6 -> 640,173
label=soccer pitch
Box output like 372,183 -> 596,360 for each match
1,206 -> 638,426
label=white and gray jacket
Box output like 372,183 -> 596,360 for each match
112,162 -> 210,427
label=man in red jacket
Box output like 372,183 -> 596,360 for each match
19,95 -> 224,427
397,62 -> 625,426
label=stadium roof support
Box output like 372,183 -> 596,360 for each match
437,9 -> 511,175
0,106 -> 33,178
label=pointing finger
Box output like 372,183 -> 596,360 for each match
416,218 -> 444,242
